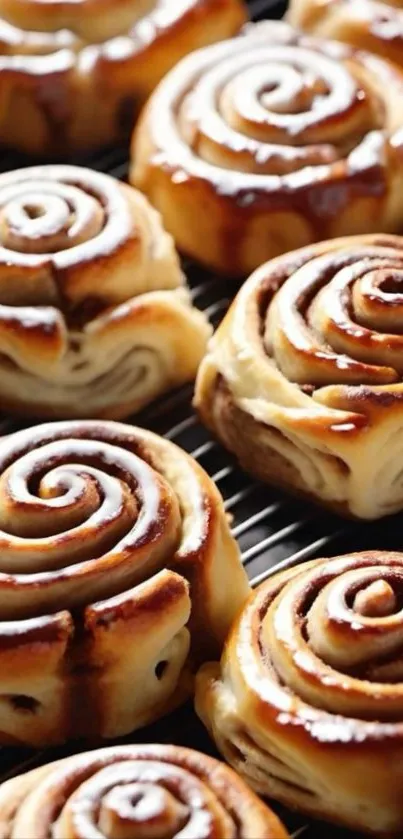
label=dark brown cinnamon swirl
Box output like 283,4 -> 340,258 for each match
0,164 -> 211,420
0,419 -> 249,745
197,551 -> 403,835
132,20 -> 403,276
195,233 -> 403,519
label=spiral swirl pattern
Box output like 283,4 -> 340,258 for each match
196,551 -> 403,835
288,0 -> 403,71
132,20 -> 403,276
0,420 -> 248,746
0,165 -> 211,419
0,745 -> 288,839
0,0 -> 246,153
195,233 -> 403,519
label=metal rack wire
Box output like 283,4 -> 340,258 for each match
0,1 -> 395,836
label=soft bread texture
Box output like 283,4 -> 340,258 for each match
196,551 -> 403,836
132,20 -> 403,277
195,233 -> 403,519
0,0 -> 247,154
0,164 -> 211,420
0,420 -> 249,746
0,744 -> 289,839
288,0 -> 403,69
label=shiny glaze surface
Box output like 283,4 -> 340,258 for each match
0,420 -> 248,745
0,420 -> 212,617
194,234 -> 403,518
132,20 -> 403,274
137,21 -> 403,202
236,551 -> 403,736
196,552 -> 403,834
261,235 -> 403,388
199,232 -> 403,405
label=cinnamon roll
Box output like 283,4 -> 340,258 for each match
0,745 -> 289,839
196,550 -> 403,836
132,20 -> 403,277
288,0 -> 403,71
194,233 -> 403,519
0,165 -> 211,420
0,419 -> 249,746
0,0 -> 246,154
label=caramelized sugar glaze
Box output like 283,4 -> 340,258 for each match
132,21 -> 403,276
0,745 -> 289,838
288,0 -> 403,70
0,420 -> 249,746
195,233 -> 403,519
197,551 -> 403,836
0,0 -> 246,153
0,165 -> 211,419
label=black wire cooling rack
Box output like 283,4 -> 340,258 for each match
0,1 -> 398,836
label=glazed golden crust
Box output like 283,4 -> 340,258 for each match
0,744 -> 289,839
194,233 -> 403,519
196,551 -> 403,836
0,420 -> 249,746
0,164 -> 211,420
0,0 -> 247,154
288,0 -> 403,70
132,20 -> 403,277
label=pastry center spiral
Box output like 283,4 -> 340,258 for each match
258,555 -> 403,721
354,580 -> 397,617
264,242 -> 403,385
98,783 -> 189,839
0,182 -> 104,254
178,36 -> 379,175
0,166 -> 136,310
0,424 -> 182,618
0,746 -> 287,839
51,760 -> 237,839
